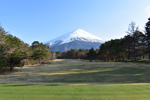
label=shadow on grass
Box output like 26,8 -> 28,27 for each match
1,59 -> 150,84
2,84 -> 61,87
34,66 -> 150,83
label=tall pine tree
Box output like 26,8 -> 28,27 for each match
145,18 -> 150,59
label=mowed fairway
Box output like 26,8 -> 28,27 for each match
1,59 -> 150,100
0,84 -> 150,100
1,59 -> 150,84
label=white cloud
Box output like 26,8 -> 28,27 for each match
145,6 -> 150,17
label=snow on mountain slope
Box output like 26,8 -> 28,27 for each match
45,29 -> 104,47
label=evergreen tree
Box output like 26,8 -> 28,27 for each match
87,48 -> 96,61
145,18 -> 150,59
0,45 -> 7,68
0,26 -> 7,68
0,25 -> 52,71
31,41 -> 51,64
8,49 -> 26,70
4,34 -> 27,70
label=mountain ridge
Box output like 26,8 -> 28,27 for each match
45,29 -> 104,52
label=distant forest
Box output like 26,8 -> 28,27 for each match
0,18 -> 150,71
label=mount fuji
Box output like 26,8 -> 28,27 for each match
45,29 -> 104,52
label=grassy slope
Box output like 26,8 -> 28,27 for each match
1,59 -> 150,84
1,59 -> 150,100
0,84 -> 150,100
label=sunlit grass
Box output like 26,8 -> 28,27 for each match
39,68 -> 116,76
1,84 -> 150,100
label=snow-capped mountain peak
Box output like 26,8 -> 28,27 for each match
45,29 -> 104,47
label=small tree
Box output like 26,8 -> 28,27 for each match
8,49 -> 26,70
87,48 -> 96,62
31,41 -> 51,64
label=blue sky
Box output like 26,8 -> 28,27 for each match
0,0 -> 150,44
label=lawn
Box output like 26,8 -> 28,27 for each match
0,84 -> 150,100
1,59 -> 150,84
1,59 -> 150,100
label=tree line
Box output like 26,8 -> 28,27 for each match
58,18 -> 150,62
0,26 -> 51,71
98,18 -> 150,61
1,18 -> 150,71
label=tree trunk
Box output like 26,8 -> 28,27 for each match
38,59 -> 41,64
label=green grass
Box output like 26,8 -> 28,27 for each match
1,84 -> 150,100
1,59 -> 150,100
